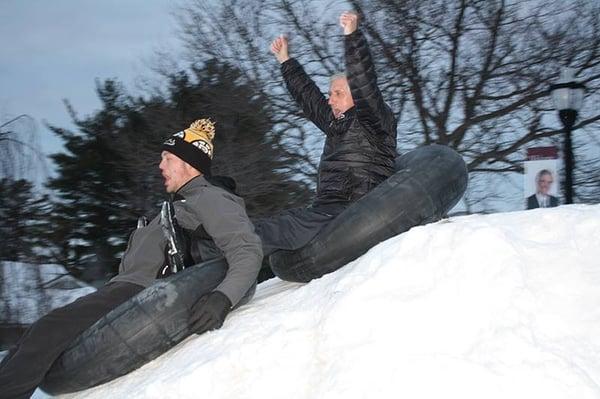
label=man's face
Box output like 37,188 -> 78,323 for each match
159,151 -> 192,193
536,172 -> 553,195
328,77 -> 355,119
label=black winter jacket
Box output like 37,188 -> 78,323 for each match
281,29 -> 397,207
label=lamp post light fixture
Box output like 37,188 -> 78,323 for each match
549,68 -> 586,204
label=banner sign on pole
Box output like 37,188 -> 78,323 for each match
524,146 -> 560,209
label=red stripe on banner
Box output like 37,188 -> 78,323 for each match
527,146 -> 558,160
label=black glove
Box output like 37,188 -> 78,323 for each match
190,291 -> 232,335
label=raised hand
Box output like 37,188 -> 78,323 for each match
340,11 -> 359,35
270,34 -> 290,64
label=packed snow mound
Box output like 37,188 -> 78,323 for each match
43,205 -> 600,399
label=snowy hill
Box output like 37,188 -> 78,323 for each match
38,205 -> 600,399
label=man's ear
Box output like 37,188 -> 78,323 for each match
184,162 -> 202,177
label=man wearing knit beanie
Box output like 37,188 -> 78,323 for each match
158,118 -> 215,193
0,119 -> 263,399
162,118 -> 215,178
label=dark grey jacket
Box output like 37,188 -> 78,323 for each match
111,176 -> 262,307
281,29 -> 397,207
526,194 -> 559,209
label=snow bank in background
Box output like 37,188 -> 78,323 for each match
41,205 -> 600,399
1,262 -> 95,324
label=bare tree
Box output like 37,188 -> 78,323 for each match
0,114 -> 45,180
352,0 -> 600,170
175,0 -> 350,182
175,0 -> 600,206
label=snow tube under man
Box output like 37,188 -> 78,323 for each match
270,144 -> 468,281
41,144 -> 467,395
40,258 -> 255,395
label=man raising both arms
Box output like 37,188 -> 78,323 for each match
255,11 -> 397,262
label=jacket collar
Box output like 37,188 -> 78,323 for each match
175,175 -> 209,199
329,106 -> 356,133
334,106 -> 356,121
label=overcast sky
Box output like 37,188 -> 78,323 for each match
0,0 -> 183,179
2,1 -> 591,212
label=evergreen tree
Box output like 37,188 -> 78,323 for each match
124,60 -> 312,217
46,81 -> 138,282
47,60 -> 310,283
0,178 -> 53,263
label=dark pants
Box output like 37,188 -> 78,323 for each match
253,204 -> 346,257
0,282 -> 143,399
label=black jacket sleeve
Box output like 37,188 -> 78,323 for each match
281,58 -> 332,134
345,30 -> 396,134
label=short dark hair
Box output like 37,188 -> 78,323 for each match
536,169 -> 553,182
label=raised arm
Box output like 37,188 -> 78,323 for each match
341,11 -> 396,134
270,35 -> 332,133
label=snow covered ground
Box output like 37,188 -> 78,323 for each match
35,205 -> 600,399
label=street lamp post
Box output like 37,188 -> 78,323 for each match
549,68 -> 585,204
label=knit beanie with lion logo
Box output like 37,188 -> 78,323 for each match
162,119 -> 215,176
